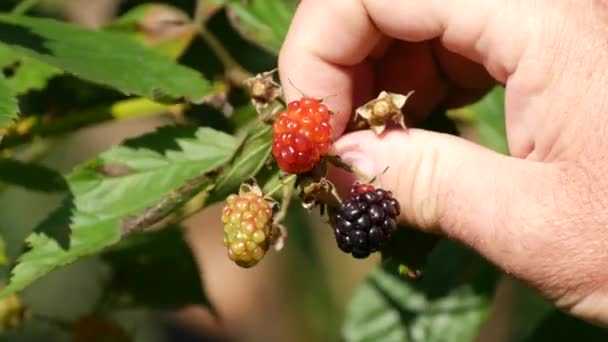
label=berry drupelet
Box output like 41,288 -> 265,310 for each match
332,183 -> 400,259
272,97 -> 332,174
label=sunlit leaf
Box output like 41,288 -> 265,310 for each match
0,127 -> 238,298
0,15 -> 210,103
0,43 -> 61,95
226,0 -> 296,54
0,74 -> 18,138
208,121 -> 272,201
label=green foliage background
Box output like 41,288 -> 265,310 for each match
0,0 -> 604,341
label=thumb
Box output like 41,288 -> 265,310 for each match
330,129 -> 559,273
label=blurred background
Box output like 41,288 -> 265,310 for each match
0,1 -> 606,341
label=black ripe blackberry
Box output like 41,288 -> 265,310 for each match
332,184 -> 400,259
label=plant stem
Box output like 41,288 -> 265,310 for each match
198,28 -> 252,85
272,175 -> 296,224
11,0 -> 41,15
193,0 -> 252,85
265,174 -> 296,199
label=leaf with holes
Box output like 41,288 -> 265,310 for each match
0,15 -> 210,103
0,127 -> 238,298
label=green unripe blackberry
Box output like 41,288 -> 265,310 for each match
222,185 -> 274,268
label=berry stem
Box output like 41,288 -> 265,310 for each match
265,174 -> 296,199
11,0 -> 41,15
273,176 -> 296,225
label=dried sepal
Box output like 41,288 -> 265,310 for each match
298,176 -> 342,212
244,69 -> 283,122
354,90 -> 413,134
0,293 -> 28,330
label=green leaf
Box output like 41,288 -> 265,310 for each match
343,240 -> 499,342
0,15 -> 210,103
0,159 -> 67,192
0,236 -> 8,266
0,43 -> 61,95
0,74 -> 18,135
448,87 -> 508,154
102,226 -> 212,310
105,4 -> 197,61
1,127 -> 239,298
474,87 -> 508,154
227,0 -> 296,54
208,121 -> 272,201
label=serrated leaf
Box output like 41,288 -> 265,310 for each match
227,0 -> 296,54
102,226 -> 212,310
208,122 -> 272,201
343,240 -> 499,342
0,15 -> 210,103
0,43 -> 61,95
0,158 -> 67,192
0,74 -> 18,135
1,127 -> 238,298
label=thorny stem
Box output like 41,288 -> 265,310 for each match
11,0 -> 41,15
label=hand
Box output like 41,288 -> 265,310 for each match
278,0 -> 608,325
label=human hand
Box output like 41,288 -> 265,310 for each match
278,0 -> 608,325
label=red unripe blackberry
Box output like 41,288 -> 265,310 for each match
272,97 -> 332,174
222,186 -> 274,268
332,184 -> 400,259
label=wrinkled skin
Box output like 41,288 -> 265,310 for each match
278,0 -> 608,325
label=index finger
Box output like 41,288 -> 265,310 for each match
277,0 -> 447,137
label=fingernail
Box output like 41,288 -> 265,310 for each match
338,150 -> 377,180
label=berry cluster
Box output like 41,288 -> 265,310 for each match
222,189 -> 274,268
222,90 -> 407,267
272,97 -> 332,174
332,184 -> 400,259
